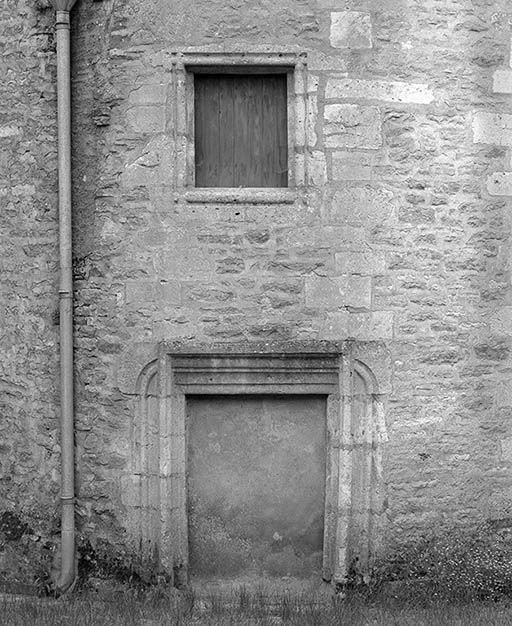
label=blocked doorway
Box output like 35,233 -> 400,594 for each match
127,346 -> 388,587
187,394 -> 326,583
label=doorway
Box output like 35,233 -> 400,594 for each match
186,394 -> 327,584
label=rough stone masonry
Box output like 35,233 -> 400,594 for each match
2,0 -> 512,588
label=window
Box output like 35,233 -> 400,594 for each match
176,52 -> 307,203
193,71 -> 288,188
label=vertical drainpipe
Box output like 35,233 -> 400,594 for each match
51,0 -> 78,594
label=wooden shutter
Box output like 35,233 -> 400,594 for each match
194,73 -> 288,188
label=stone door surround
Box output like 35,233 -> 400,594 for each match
119,341 -> 389,586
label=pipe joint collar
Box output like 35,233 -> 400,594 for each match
56,11 -> 70,27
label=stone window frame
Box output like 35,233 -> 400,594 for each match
172,50 -> 308,205
121,341 -> 389,587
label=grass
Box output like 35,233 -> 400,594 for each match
4,521 -> 512,624
1,587 -> 512,625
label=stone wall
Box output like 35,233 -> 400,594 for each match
3,0 -> 512,587
0,0 -> 62,587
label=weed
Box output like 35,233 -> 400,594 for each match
238,584 -> 250,610
1,589 -> 512,625
369,521 -> 512,602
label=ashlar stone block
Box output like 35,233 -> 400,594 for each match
330,187 -> 396,226
349,311 -> 393,340
324,104 -> 382,149
128,84 -> 167,105
493,69 -> 512,94
335,251 -> 386,275
125,280 -> 181,305
490,307 -> 512,335
501,438 -> 512,462
472,112 -> 512,147
307,50 -> 348,72
487,172 -> 512,196
122,163 -> 157,189
126,105 -> 165,134
330,11 -> 372,49
307,93 -> 318,147
305,276 -> 371,310
496,380 -> 512,408
308,151 -> 327,186
331,151 -> 388,181
326,78 -> 434,104
320,311 -> 349,339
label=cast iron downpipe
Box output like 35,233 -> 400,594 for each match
51,0 -> 78,594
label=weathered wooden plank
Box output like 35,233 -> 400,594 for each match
194,73 -> 287,188
217,75 -> 235,187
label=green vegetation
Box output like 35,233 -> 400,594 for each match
368,521 -> 512,601
1,588 -> 512,626
3,522 -> 512,625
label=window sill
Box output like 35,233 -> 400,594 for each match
184,188 -> 297,204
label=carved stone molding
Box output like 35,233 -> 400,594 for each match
165,49 -> 309,205
123,341 -> 389,586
